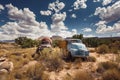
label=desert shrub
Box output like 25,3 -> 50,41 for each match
45,57 -> 63,71
63,73 -> 73,80
73,71 -> 94,80
97,61 -> 118,73
15,37 -> 39,48
52,40 -> 60,47
109,41 -> 120,54
102,69 -> 120,80
116,54 -> 120,63
96,44 -> 109,54
87,56 -> 96,62
26,63 -> 48,80
12,63 -> 48,80
63,71 -> 94,80
110,47 -> 119,54
89,48 -> 96,53
37,48 -> 64,72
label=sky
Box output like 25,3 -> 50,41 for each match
0,0 -> 120,40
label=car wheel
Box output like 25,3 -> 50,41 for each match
67,52 -> 75,61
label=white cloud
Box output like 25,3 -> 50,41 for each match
51,12 -> 68,32
72,29 -> 77,34
48,0 -> 65,13
94,1 -> 120,33
95,20 -> 120,33
93,0 -> 100,2
0,4 -> 4,11
102,0 -> 112,6
48,0 -> 78,38
0,3 -> 77,40
93,0 -> 112,6
0,4 -> 52,40
40,10 -> 52,16
39,22 -> 48,29
82,27 -> 92,32
71,14 -> 77,18
6,4 -> 39,26
94,1 -> 120,22
73,0 -> 87,10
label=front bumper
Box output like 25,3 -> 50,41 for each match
71,50 -> 89,57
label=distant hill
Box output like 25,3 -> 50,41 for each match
51,36 -> 64,40
84,37 -> 120,41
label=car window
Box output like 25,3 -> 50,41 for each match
70,44 -> 87,50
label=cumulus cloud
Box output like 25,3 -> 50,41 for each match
73,0 -> 87,10
51,12 -> 68,32
71,14 -> 77,18
0,4 -> 52,40
102,0 -> 112,6
45,1 -> 67,31
50,12 -> 77,38
0,4 -> 4,11
0,3 -> 77,40
48,0 -> 65,13
72,29 -> 77,34
95,20 -> 120,33
6,4 -> 40,26
82,27 -> 92,32
93,0 -> 112,6
47,0 -> 78,38
94,1 -> 120,33
40,10 -> 52,16
94,1 -> 120,20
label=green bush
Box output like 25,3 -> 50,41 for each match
15,37 -> 39,48
96,44 -> 109,54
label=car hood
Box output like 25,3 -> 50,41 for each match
70,43 -> 88,51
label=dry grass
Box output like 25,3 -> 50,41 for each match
0,43 -> 120,80
87,56 -> 96,62
73,71 -> 94,80
102,69 -> 120,80
97,61 -> 118,73
96,44 -> 109,54
63,71 -> 94,80
36,48 -> 64,72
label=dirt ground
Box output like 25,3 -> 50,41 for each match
0,43 -> 118,80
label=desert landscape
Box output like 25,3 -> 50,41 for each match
0,0 -> 120,80
0,39 -> 120,80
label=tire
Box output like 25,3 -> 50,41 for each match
67,52 -> 75,61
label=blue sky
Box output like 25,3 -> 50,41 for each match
0,0 -> 120,40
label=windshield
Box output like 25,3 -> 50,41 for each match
71,44 -> 87,50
